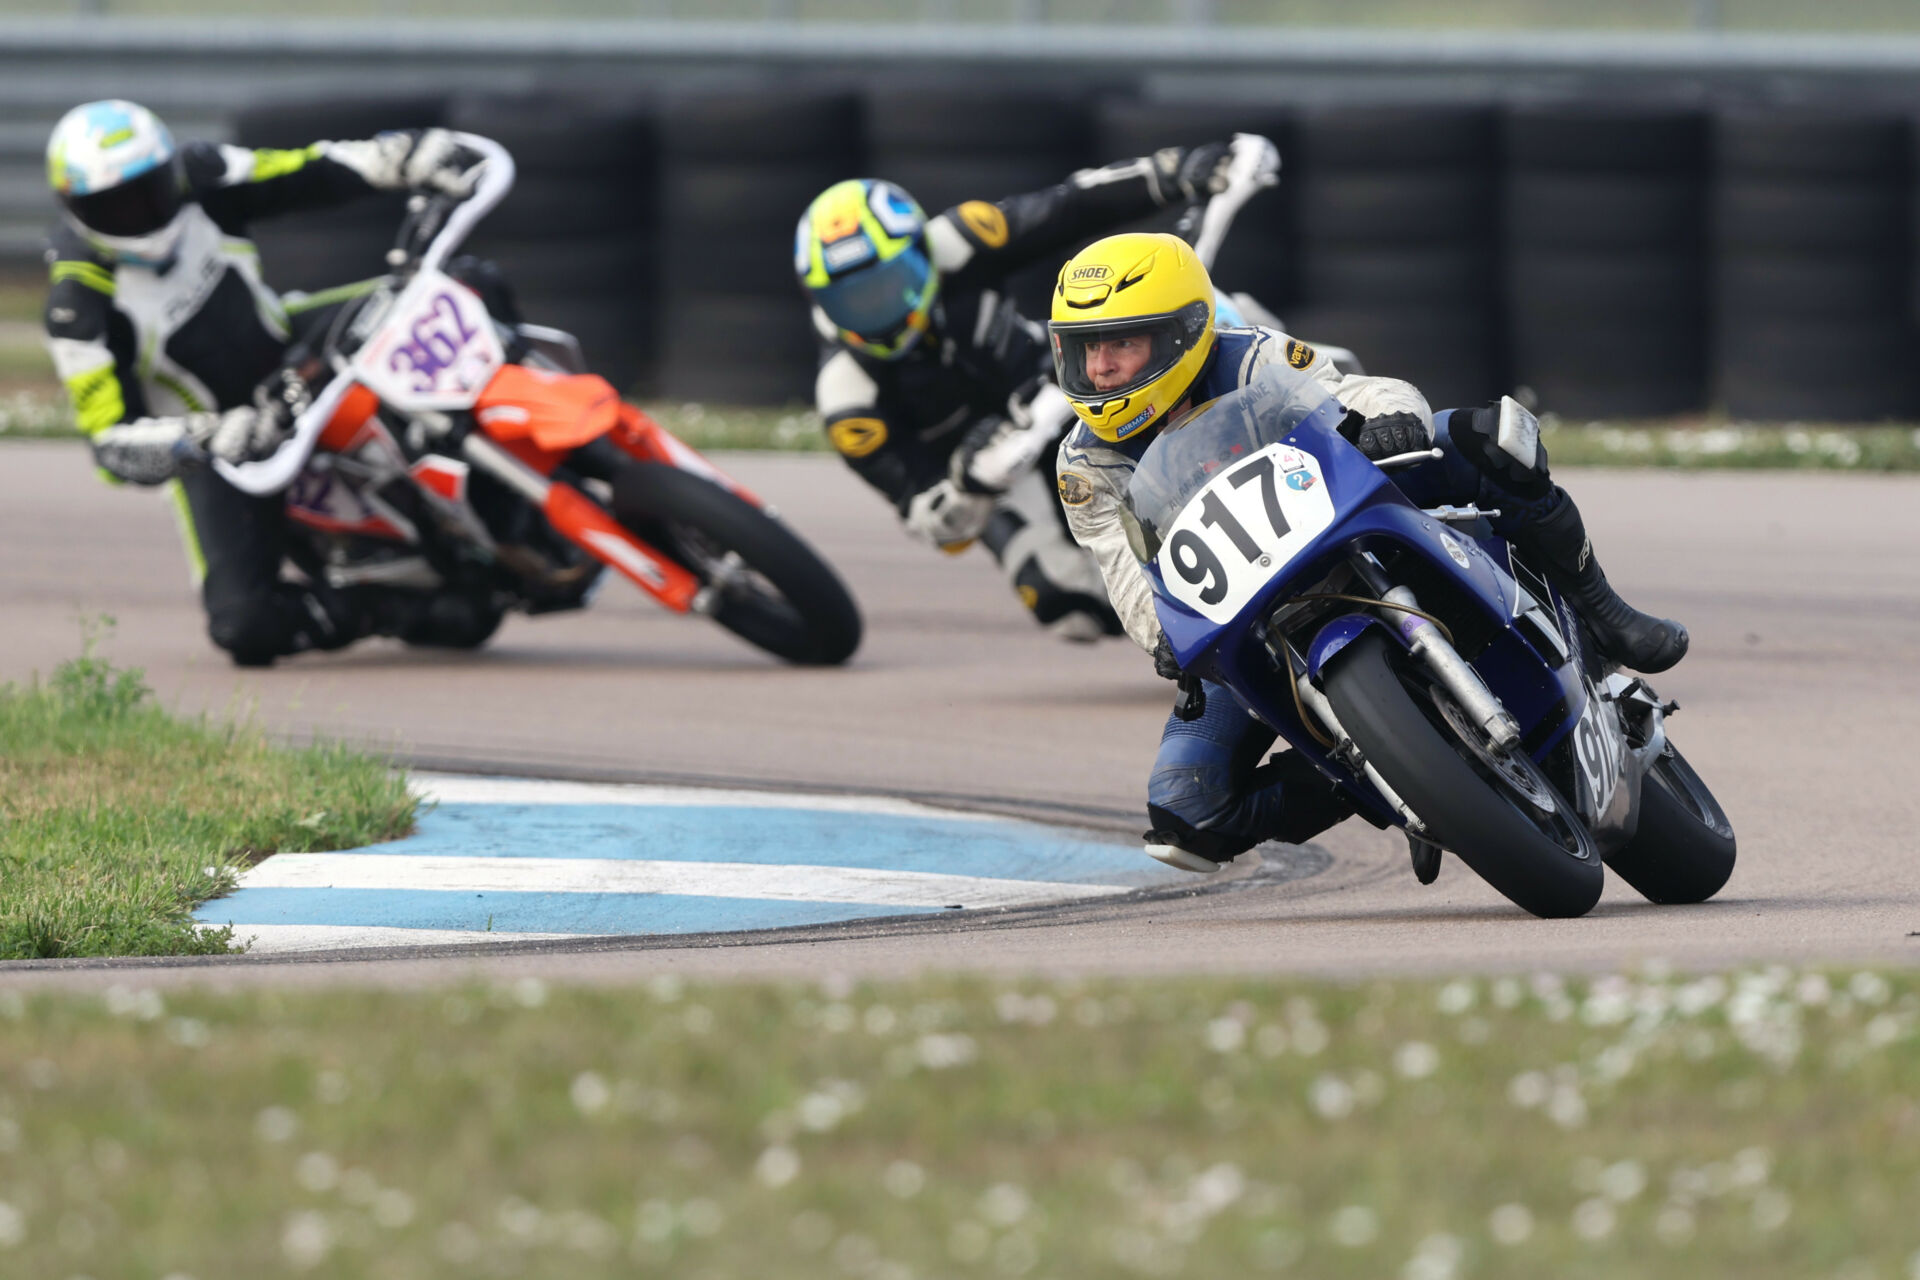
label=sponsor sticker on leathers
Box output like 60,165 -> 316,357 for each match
1285,340 -> 1316,370
828,417 -> 889,458
957,201 -> 1010,249
1057,470 -> 1094,506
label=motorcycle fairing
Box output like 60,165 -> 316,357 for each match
1142,410 -> 1592,818
474,364 -> 621,453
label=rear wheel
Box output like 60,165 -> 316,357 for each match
610,461 -> 862,666
1323,629 -> 1603,918
1606,741 -> 1736,904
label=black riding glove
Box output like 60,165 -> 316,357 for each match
1175,141 -> 1234,201
1152,634 -> 1183,681
1340,410 -> 1428,462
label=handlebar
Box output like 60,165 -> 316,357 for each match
417,131 -> 515,277
1190,133 -> 1280,271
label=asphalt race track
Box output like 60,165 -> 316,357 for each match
2,440 -> 1917,985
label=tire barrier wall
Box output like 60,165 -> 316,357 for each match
1503,107 -> 1712,418
211,91 -> 1920,418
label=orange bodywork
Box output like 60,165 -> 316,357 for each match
473,366 -> 623,474
607,404 -> 764,508
542,483 -> 701,611
317,383 -> 382,453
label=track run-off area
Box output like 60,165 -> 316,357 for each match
2,441 -> 1917,985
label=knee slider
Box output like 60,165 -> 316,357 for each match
1456,402 -> 1552,501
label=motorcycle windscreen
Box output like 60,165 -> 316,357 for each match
1124,364 -> 1348,556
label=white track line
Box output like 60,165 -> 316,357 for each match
411,773 -> 997,821
241,853 -> 1132,909
226,924 -> 579,955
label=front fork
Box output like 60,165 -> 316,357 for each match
1291,554 -> 1529,833
1347,553 -> 1521,752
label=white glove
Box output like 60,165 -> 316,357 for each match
1229,132 -> 1282,191
403,128 -> 484,198
954,383 -> 1076,495
188,405 -> 286,465
904,479 -> 994,551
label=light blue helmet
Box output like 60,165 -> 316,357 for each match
47,100 -> 186,265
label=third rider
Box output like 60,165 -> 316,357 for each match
793,139 -> 1250,641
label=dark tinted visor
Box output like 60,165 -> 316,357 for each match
1049,301 -> 1209,405
61,160 -> 183,238
813,247 -> 932,341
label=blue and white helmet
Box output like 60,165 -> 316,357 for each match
47,100 -> 187,265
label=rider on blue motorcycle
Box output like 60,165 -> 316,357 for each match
1051,231 -> 1689,873
42,98 -> 499,666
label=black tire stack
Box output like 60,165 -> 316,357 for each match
1284,106 -> 1502,408
1712,112 -> 1914,421
865,88 -> 1094,321
1502,106 -> 1711,418
1090,98 -> 1293,319
446,93 -> 658,395
231,94 -> 447,294
655,91 -> 863,406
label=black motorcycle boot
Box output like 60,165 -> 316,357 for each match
1512,487 -> 1689,674
354,588 -> 503,650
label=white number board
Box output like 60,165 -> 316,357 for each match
1154,442 -> 1337,624
351,269 -> 505,411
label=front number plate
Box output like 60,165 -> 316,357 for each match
350,268 -> 505,411
1155,443 -> 1337,624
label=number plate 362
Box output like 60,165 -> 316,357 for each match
1155,443 -> 1337,624
351,268 -> 505,411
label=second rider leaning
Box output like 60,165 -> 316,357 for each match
793,141 -> 1245,641
1050,231 -> 1690,872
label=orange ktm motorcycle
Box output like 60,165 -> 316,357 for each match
220,133 -> 861,665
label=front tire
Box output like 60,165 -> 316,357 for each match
1322,629 -> 1604,919
1606,742 -> 1736,904
610,462 -> 862,666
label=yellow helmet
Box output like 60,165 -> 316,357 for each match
1048,232 -> 1215,444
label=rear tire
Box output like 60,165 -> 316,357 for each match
1606,742 -> 1736,904
1323,630 -> 1603,918
610,461 -> 861,666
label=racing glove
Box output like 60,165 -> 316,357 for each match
1174,141 -> 1235,201
1151,634 -> 1183,681
403,129 -> 486,199
1340,410 -> 1430,463
904,479 -> 994,552
321,128 -> 484,199
952,382 -> 1076,496
90,406 -> 282,486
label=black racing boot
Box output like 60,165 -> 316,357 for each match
1143,751 -> 1357,874
1513,487 -> 1688,674
355,588 -> 504,650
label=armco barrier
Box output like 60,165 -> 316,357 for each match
13,20 -> 1920,416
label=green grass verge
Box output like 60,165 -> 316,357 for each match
0,968 -> 1912,1277
1540,418 -> 1920,472
0,642 -> 416,960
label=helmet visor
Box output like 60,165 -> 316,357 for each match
813,246 -> 933,344
60,159 -> 182,238
1050,301 -> 1210,408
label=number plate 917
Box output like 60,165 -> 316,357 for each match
1155,443 -> 1337,624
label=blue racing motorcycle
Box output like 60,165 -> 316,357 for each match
1122,365 -> 1735,918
